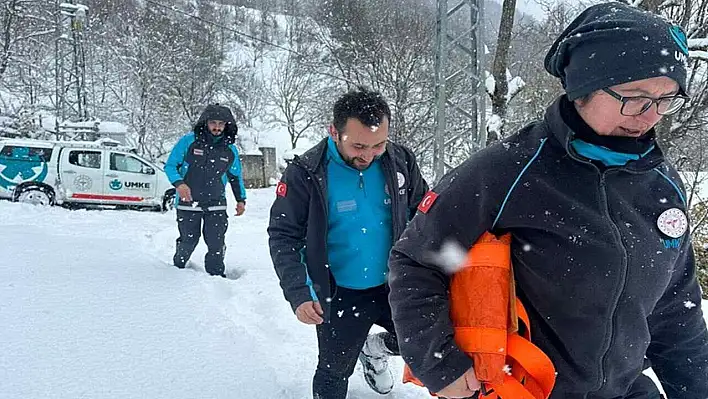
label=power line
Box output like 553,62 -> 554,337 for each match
143,0 -> 303,56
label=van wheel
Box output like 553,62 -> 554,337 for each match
15,186 -> 55,206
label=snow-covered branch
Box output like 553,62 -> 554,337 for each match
11,29 -> 54,44
690,51 -> 708,61
690,38 -> 708,50
485,71 -> 495,97
507,74 -> 526,101
659,0 -> 683,9
689,38 -> 708,61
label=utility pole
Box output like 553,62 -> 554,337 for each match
433,0 -> 485,183
54,0 -> 90,140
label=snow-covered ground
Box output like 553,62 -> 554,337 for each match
0,189 -> 428,398
0,188 -> 706,398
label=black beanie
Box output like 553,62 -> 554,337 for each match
545,2 -> 690,100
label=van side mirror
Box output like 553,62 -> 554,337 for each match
144,166 -> 155,175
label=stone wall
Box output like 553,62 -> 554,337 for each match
240,147 -> 277,188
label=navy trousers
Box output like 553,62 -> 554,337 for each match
173,209 -> 228,276
312,285 -> 399,399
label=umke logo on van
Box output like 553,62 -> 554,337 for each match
110,179 -> 150,191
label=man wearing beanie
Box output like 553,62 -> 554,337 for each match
388,2 -> 708,399
165,104 -> 247,277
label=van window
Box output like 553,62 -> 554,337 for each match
0,145 -> 53,161
68,151 -> 102,169
110,153 -> 155,175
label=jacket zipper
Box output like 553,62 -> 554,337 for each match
592,170 -> 630,394
564,136 -> 662,394
358,171 -> 366,195
380,154 -> 400,239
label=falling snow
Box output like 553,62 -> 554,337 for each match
432,240 -> 468,274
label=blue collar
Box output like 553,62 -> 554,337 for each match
327,137 -> 345,165
571,139 -> 655,167
327,137 -> 358,169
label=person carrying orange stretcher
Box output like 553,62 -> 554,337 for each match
401,232 -> 556,399
387,3 -> 708,399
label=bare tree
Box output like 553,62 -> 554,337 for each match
309,0 -> 437,164
222,68 -> 263,128
267,54 -> 323,149
163,1 -> 232,125
0,0 -> 53,81
486,0 -> 522,143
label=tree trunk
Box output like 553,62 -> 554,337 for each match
487,0 -> 517,143
0,0 -> 19,80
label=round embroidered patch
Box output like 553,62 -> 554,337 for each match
657,208 -> 688,238
397,172 -> 406,188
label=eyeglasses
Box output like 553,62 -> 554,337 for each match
602,88 -> 690,116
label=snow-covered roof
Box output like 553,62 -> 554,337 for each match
244,148 -> 263,156
0,137 -> 134,151
0,138 -> 56,147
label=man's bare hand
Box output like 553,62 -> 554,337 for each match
236,201 -> 246,216
176,184 -> 192,202
437,367 -> 481,398
295,301 -> 324,325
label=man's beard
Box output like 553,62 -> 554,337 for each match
336,144 -> 374,170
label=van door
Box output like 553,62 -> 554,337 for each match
0,144 -> 53,198
60,148 -> 105,203
105,151 -> 159,206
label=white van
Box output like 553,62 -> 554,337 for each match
0,138 -> 175,211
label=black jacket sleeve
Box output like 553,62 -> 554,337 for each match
646,239 -> 708,398
388,150 -> 512,393
267,164 -> 315,313
227,172 -> 246,202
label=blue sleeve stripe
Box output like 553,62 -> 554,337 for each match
300,247 -> 318,301
492,138 -> 548,230
655,169 -> 687,207
229,145 -> 247,200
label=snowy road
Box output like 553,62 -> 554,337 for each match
0,189 -> 428,399
0,188 -> 705,398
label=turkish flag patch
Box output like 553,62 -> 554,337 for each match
418,191 -> 438,214
276,181 -> 288,197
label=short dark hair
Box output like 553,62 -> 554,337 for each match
332,87 -> 391,133
575,91 -> 598,106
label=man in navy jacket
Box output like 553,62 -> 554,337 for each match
268,88 -> 428,398
165,104 -> 246,277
